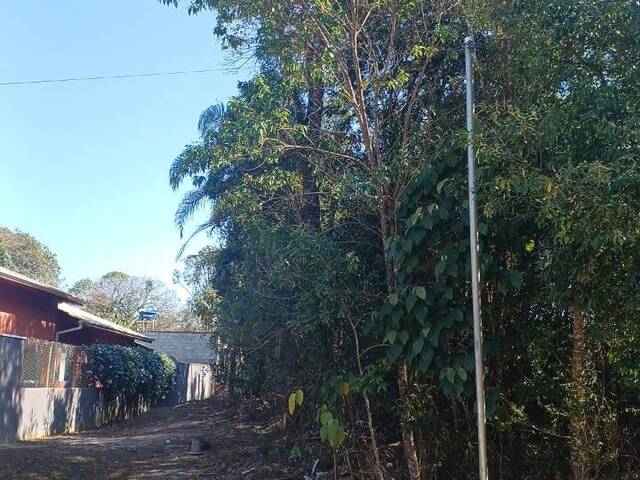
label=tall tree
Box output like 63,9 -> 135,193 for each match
70,272 -> 181,328
0,227 -> 61,286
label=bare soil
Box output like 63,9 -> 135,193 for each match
0,396 -> 307,480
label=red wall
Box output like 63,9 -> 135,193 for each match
0,283 -> 60,340
60,324 -> 136,346
0,282 -> 137,346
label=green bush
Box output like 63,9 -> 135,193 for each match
84,345 -> 177,405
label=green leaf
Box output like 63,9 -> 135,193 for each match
440,367 -> 455,383
295,389 -> 304,406
389,293 -> 399,305
435,259 -> 447,277
288,393 -> 296,415
414,286 -> 426,300
525,239 -> 535,253
461,352 -> 475,371
408,208 -> 422,227
428,328 -> 441,347
388,343 -> 403,363
454,381 -> 464,395
320,411 -> 333,425
412,337 -> 425,355
418,348 -> 434,372
414,303 -> 429,324
327,422 -> 338,448
398,330 -> 410,345
391,306 -> 403,328
383,330 -> 397,344
405,294 -> 417,313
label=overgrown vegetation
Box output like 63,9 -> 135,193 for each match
163,1 -> 640,478
85,344 -> 177,405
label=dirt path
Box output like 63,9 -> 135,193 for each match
0,396 -> 306,480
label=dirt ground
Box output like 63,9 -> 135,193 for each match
0,396 -> 308,480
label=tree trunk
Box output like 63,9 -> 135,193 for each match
570,305 -> 592,480
349,319 -> 385,480
398,360 -> 421,480
378,190 -> 421,479
299,48 -> 324,231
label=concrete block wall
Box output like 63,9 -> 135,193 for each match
145,332 -> 214,365
0,335 -> 216,443
0,335 -> 22,443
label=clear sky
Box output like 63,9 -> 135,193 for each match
0,0 -> 246,297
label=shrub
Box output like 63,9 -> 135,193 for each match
84,344 -> 177,405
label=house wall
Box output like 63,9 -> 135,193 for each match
60,325 -> 137,347
0,281 -> 138,346
0,335 -> 216,443
0,283 -> 60,341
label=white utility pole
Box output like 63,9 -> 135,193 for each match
465,35 -> 489,480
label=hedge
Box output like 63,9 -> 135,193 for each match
84,344 -> 177,405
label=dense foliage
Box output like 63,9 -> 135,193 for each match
0,227 -> 61,286
85,344 -> 177,405
163,1 -> 640,478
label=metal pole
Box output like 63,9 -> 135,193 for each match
465,35 -> 489,480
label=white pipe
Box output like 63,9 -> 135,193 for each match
55,322 -> 83,342
465,35 -> 489,480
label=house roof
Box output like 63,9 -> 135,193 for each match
0,266 -> 81,303
0,266 -> 151,343
58,302 -> 152,343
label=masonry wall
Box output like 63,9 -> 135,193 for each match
0,335 -> 22,443
0,335 -> 216,443
145,332 -> 214,364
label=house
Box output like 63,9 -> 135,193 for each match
0,266 -> 150,346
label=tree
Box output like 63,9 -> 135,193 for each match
0,227 -> 61,286
474,2 -> 640,477
161,0 -> 640,478
70,272 -> 181,328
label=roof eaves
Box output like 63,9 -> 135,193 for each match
58,302 -> 152,343
0,266 -> 81,304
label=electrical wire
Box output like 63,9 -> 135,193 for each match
0,68 -> 223,86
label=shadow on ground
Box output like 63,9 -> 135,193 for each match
0,396 -> 305,480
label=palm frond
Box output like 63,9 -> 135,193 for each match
176,220 -> 217,260
169,143 -> 212,190
175,188 -> 209,235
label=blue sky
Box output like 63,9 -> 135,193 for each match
0,0 -> 247,297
